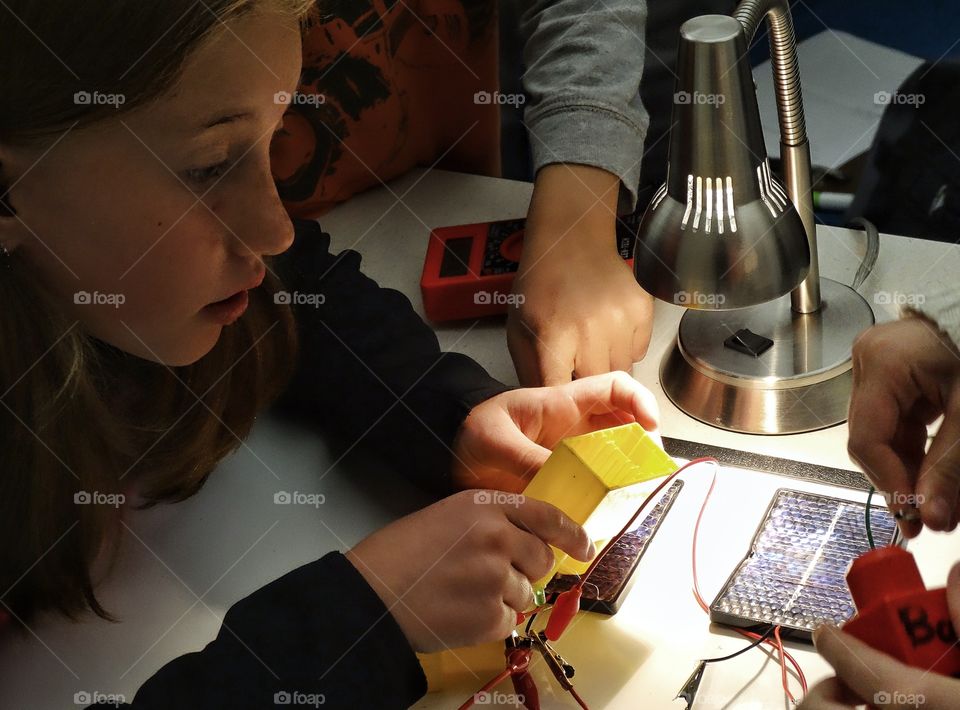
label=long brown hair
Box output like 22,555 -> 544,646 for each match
0,0 -> 314,624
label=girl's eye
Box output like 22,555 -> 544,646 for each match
185,160 -> 229,186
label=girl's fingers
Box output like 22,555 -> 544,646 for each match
800,677 -> 860,709
571,326 -> 609,381
501,567 -> 535,614
917,391 -> 960,530
508,529 -> 556,582
506,498 -> 594,562
946,561 -> 960,630
563,371 -> 659,430
812,625 -> 960,709
465,409 -> 551,484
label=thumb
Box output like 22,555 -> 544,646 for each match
917,394 -> 960,530
947,561 -> 960,631
475,412 -> 552,486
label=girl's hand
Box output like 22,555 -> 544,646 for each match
452,371 -> 660,492
346,490 -> 594,653
800,561 -> 960,709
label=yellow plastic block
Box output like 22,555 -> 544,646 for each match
522,423 -> 677,579
418,424 -> 675,694
418,642 -> 505,692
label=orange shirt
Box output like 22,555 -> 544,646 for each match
271,0 -> 501,218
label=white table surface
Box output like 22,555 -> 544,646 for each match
2,169 -> 958,710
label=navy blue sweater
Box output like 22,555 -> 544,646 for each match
114,219 -> 511,709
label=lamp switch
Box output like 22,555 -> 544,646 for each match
724,328 -> 773,357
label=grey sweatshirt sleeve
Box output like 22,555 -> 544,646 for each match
519,0 -> 650,212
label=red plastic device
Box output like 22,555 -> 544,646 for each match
420,215 -> 639,322
844,546 -> 960,678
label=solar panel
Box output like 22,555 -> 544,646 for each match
547,479 -> 685,614
710,488 -> 900,638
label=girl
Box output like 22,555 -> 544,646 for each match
0,1 -> 659,707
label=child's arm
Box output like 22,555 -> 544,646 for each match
519,0 -> 649,213
270,219 -> 513,493
108,494 -> 593,709
113,552 -> 426,709
510,164 -> 655,386
270,221 -> 659,495
508,0 -> 654,385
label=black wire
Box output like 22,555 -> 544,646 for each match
525,609 -> 540,635
702,626 -> 776,664
866,486 -> 877,549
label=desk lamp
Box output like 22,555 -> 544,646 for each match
634,0 -> 874,434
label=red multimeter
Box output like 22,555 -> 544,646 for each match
420,213 -> 640,322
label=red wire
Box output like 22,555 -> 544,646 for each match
456,667 -> 513,710
577,457 -> 719,588
516,604 -> 550,624
463,454 -> 811,710
568,686 -> 590,709
496,458 -> 718,710
691,466 -> 808,696
774,626 -> 796,704
540,457 -> 719,710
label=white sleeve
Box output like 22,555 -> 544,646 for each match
902,285 -> 960,348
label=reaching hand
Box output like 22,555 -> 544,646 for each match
847,316 -> 960,536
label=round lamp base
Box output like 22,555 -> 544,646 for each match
660,278 -> 875,434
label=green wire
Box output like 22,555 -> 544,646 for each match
865,486 -> 876,549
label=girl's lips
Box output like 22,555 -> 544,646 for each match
202,289 -> 249,325
246,268 -> 266,291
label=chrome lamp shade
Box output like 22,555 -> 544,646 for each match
634,15 -> 809,310
632,1 -> 875,435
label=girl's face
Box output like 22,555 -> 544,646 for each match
0,9 -> 302,365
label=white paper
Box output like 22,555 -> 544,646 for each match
753,30 -> 924,171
